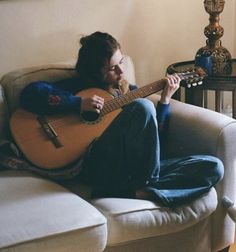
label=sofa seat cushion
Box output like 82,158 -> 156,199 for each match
91,188 -> 217,246
0,170 -> 107,251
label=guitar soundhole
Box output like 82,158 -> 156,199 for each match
80,111 -> 102,124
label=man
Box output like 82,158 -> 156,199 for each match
20,31 -> 223,207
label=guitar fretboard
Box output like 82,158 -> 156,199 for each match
100,67 -> 205,116
101,79 -> 166,116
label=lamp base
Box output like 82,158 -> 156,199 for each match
195,44 -> 232,76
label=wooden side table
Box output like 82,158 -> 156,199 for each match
167,59 -> 236,118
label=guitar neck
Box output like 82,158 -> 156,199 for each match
100,66 -> 206,116
101,79 -> 166,116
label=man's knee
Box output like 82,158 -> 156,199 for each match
126,98 -> 156,117
205,155 -> 224,183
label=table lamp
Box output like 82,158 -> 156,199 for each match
195,0 -> 232,76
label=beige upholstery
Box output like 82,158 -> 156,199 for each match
168,99 -> 236,250
92,189 -> 217,246
0,171 -> 107,252
0,55 -> 235,252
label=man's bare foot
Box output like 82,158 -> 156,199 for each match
135,189 -> 156,201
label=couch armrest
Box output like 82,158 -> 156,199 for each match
167,99 -> 236,250
148,93 -> 236,249
167,99 -> 236,157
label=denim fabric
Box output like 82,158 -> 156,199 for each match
147,155 -> 224,207
83,98 -> 224,207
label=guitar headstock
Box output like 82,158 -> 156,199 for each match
178,67 -> 207,88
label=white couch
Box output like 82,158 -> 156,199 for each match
0,56 -> 235,252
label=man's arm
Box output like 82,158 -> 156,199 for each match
20,81 -> 82,115
129,84 -> 170,134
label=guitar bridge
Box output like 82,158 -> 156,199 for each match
37,116 -> 63,148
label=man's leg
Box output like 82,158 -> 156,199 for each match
145,155 -> 224,207
83,98 -> 161,198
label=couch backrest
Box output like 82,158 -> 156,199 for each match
0,56 -> 136,142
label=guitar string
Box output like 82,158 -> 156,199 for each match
39,84 -> 159,130
41,72 -> 198,128
26,80 -> 180,134
36,84 -> 157,129
19,71 -> 201,141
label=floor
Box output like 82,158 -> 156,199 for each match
230,242 -> 236,252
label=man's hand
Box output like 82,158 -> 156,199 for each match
81,95 -> 104,113
160,74 -> 180,104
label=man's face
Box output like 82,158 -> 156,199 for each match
102,49 -> 125,88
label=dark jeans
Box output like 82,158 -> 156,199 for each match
83,98 -> 224,207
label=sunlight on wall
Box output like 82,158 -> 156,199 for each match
0,0 -> 235,86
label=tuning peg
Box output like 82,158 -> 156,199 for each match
198,81 -> 203,85
187,83 -> 192,88
194,77 -> 200,82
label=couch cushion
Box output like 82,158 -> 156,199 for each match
91,188 -> 217,246
0,63 -> 78,114
0,170 -> 107,251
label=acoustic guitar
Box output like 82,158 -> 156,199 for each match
10,68 -> 206,169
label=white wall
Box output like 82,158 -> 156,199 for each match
0,0 -> 235,86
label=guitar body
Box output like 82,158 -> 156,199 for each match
10,68 -> 206,170
10,88 -> 121,169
